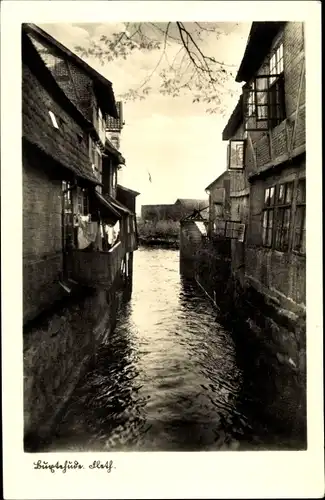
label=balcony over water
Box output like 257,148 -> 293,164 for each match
68,241 -> 124,288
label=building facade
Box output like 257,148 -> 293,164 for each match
22,24 -> 139,449
236,21 -> 306,316
222,95 -> 249,286
221,21 -> 306,321
219,21 -> 306,439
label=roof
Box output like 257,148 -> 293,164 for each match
95,191 -> 121,216
205,171 -> 229,191
117,184 -> 140,197
22,30 -> 99,185
175,198 -> 209,208
105,138 -> 125,165
105,195 -> 134,216
22,28 -> 112,148
236,22 -> 286,83
222,95 -> 243,140
23,23 -> 118,119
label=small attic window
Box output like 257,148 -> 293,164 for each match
49,111 -> 59,129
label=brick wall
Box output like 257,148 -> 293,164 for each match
23,148 -> 64,323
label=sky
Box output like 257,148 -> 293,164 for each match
38,22 -> 251,212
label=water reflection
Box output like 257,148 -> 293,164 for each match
49,248 -> 252,451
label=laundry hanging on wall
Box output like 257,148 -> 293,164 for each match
76,214 -> 98,250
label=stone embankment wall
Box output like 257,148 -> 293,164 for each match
24,281 -> 125,452
180,230 -> 306,446
226,276 -> 306,443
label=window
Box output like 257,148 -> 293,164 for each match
97,106 -> 106,145
262,186 -> 275,247
247,81 -> 256,117
214,219 -> 226,237
213,219 -> 245,242
106,101 -> 123,131
268,43 -> 285,128
109,134 -> 120,150
77,187 -> 89,216
243,79 -> 269,131
48,110 -> 59,129
255,76 -> 269,121
62,181 -> 74,249
228,140 -> 245,170
225,221 -> 246,242
214,203 -> 224,219
131,216 -> 135,232
90,141 -> 102,181
243,42 -> 285,131
270,43 -> 284,84
112,169 -> 117,190
269,75 -> 286,127
274,182 -> 293,251
293,179 -> 306,254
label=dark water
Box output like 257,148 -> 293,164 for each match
46,248 -> 296,452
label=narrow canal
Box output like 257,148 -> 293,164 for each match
46,247 -> 294,452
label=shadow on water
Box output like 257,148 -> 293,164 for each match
44,248 -> 305,451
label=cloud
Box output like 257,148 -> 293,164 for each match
36,22 -> 249,210
38,23 -> 91,49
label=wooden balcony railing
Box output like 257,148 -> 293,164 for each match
68,241 -> 125,288
126,232 -> 138,252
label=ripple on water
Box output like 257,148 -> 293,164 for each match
49,248 -> 249,452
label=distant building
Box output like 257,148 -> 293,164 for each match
141,198 -> 209,222
174,199 -> 209,220
141,204 -> 177,221
205,171 -> 231,239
